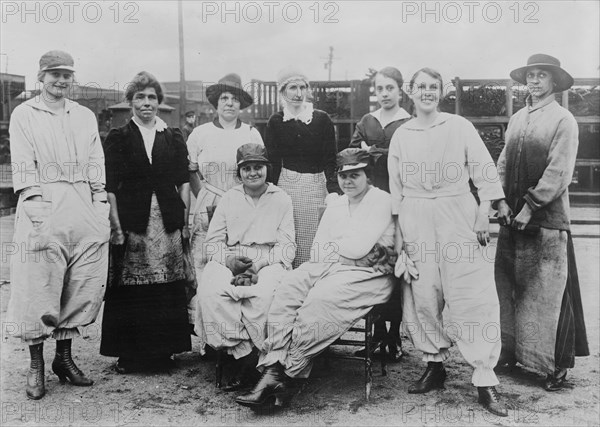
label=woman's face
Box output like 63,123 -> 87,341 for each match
410,72 -> 441,115
526,67 -> 555,100
217,91 -> 241,122
338,168 -> 369,199
131,87 -> 159,124
375,74 -> 401,110
283,80 -> 308,108
41,70 -> 73,101
240,162 -> 267,191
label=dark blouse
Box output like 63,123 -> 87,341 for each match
103,120 -> 189,233
265,109 -> 339,193
349,113 -> 410,192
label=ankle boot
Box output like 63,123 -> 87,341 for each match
235,363 -> 294,408
52,339 -> 93,386
223,348 -> 260,392
477,386 -> 508,417
408,362 -> 446,394
26,343 -> 46,400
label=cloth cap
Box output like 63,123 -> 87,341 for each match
510,53 -> 574,92
336,148 -> 370,172
185,110 -> 196,117
237,143 -> 269,167
39,50 -> 75,72
206,73 -> 254,109
277,67 -> 309,89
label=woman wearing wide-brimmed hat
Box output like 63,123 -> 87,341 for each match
264,68 -> 340,268
187,74 -> 264,342
495,54 -> 589,391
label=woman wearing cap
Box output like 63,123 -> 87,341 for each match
388,68 -> 507,416
349,66 -> 412,362
100,71 -> 191,373
195,143 -> 295,391
187,74 -> 264,336
495,54 -> 589,390
236,148 -> 395,409
7,50 -> 109,399
265,68 -> 339,268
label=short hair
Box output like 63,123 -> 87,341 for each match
408,67 -> 444,94
125,71 -> 164,104
375,67 -> 404,89
236,162 -> 274,183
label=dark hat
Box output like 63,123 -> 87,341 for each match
510,53 -> 574,92
184,110 -> 196,117
206,73 -> 254,110
336,148 -> 370,172
236,143 -> 269,167
39,50 -> 75,72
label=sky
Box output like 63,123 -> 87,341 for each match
1,0 -> 599,90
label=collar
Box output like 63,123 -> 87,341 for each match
402,112 -> 452,131
232,182 -> 278,195
370,107 -> 411,126
282,102 -> 314,124
213,117 -> 243,129
131,115 -> 168,132
25,97 -> 77,114
526,94 -> 556,113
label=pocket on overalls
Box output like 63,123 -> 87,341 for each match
22,200 -> 52,231
93,201 -> 111,228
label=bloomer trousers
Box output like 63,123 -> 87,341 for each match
195,261 -> 285,359
7,182 -> 110,345
399,193 -> 501,387
258,262 -> 394,378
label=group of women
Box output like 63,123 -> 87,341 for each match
8,50 -> 588,418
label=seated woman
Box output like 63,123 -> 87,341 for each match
195,143 -> 295,391
236,148 -> 396,409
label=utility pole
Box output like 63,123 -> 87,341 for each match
177,0 -> 186,127
323,46 -> 335,81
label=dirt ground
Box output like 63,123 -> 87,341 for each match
1,235 -> 598,427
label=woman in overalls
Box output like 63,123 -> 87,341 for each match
8,50 -> 110,400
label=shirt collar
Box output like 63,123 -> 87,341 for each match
402,112 -> 452,131
25,97 -> 77,114
526,94 -> 556,113
213,117 -> 242,129
370,107 -> 411,126
132,115 -> 168,132
282,102 -> 314,124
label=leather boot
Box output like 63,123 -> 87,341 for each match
235,363 -> 294,408
478,386 -> 508,417
544,368 -> 568,391
52,339 -> 93,386
26,343 -> 45,400
223,348 -> 260,392
408,362 -> 446,394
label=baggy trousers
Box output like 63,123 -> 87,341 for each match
399,193 -> 501,387
258,262 -> 394,378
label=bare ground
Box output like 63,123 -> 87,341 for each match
1,237 -> 598,427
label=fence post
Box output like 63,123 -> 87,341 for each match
454,76 -> 461,116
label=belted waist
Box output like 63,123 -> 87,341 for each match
402,188 -> 471,199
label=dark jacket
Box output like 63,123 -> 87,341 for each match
498,95 -> 579,230
103,120 -> 189,233
265,109 -> 340,194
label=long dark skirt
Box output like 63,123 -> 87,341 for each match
555,233 -> 590,368
100,281 -> 191,359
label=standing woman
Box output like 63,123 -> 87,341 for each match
8,50 -> 110,399
265,68 -> 339,268
349,66 -> 411,361
100,71 -> 191,373
187,74 -> 263,333
388,68 -> 508,416
495,54 -> 589,390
